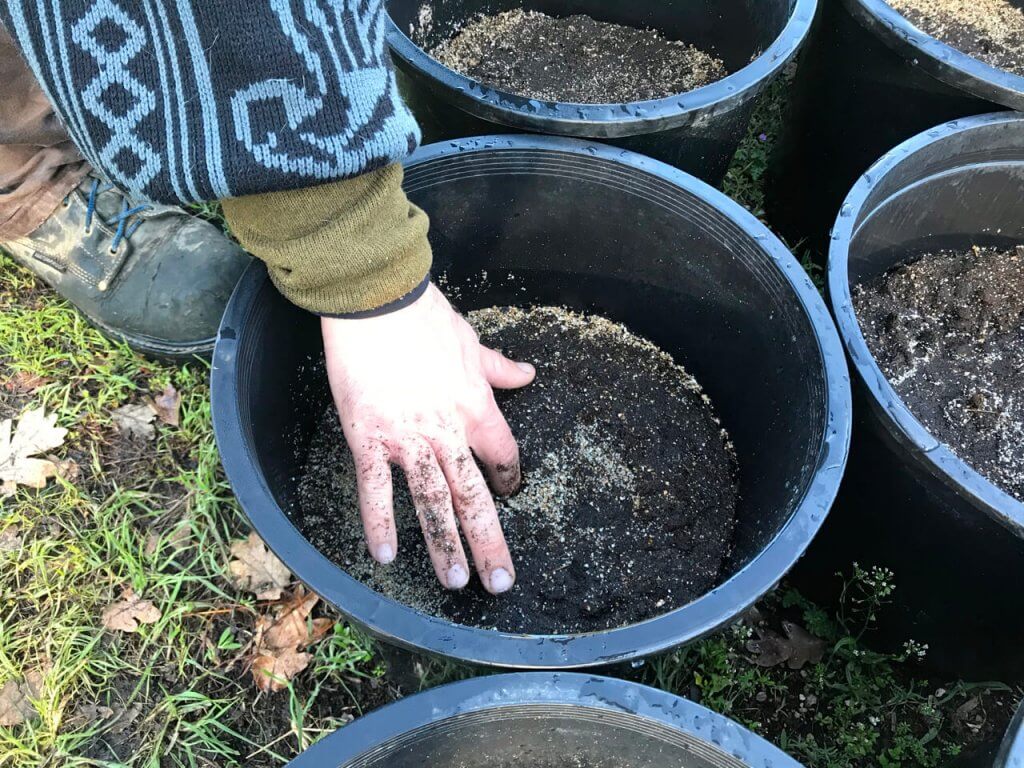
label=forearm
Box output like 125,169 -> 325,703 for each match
222,164 -> 432,315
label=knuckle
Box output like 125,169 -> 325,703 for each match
451,477 -> 489,511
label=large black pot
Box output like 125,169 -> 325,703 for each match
996,700 -> 1024,768
798,112 -> 1024,680
285,673 -> 803,767
386,0 -> 816,184
769,0 -> 1024,252
211,135 -> 851,670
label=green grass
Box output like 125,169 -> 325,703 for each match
723,72 -> 826,293
644,565 -> 1014,768
412,565 -> 1015,768
0,253 -> 382,767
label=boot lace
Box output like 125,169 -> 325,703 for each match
66,174 -> 152,254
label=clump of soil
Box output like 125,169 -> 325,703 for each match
887,0 -> 1024,76
428,9 -> 730,104
854,245 -> 1024,502
293,306 -> 739,634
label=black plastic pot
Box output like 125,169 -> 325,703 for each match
996,700 -> 1024,768
286,673 -> 803,767
802,112 -> 1024,680
386,0 -> 816,185
211,135 -> 851,670
769,0 -> 1024,252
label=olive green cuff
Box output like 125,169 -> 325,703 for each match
221,164 -> 432,315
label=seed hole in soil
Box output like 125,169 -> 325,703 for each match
854,244 -> 1024,502
426,9 -> 731,104
887,0 -> 1024,76
292,306 -> 740,634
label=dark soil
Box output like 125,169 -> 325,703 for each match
888,0 -> 1024,76
482,760 -> 595,768
293,306 -> 739,634
428,9 -> 729,104
854,245 -> 1024,502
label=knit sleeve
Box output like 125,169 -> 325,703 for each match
0,0 -> 421,205
221,163 -> 432,316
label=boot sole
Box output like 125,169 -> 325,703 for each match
90,315 -> 215,362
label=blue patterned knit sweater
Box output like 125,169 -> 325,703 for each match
0,0 -> 421,204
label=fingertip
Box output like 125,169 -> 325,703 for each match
373,542 -> 396,565
481,346 -> 537,389
488,567 -> 515,594
490,460 -> 522,497
445,563 -> 470,590
514,361 -> 536,381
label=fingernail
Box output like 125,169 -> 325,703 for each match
446,564 -> 469,590
375,544 -> 395,565
489,568 -> 514,594
516,362 -> 535,375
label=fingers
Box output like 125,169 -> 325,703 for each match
351,439 -> 397,565
469,397 -> 523,497
435,443 -> 516,595
479,345 -> 535,390
398,439 -> 470,590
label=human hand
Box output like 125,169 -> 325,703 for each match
321,284 -> 535,594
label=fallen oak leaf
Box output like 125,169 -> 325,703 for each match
0,407 -> 68,496
260,588 -> 321,650
101,588 -> 162,633
0,669 -> 43,727
52,457 -> 80,483
0,527 -> 22,552
746,620 -> 825,670
3,371 -> 50,394
112,403 -> 157,441
144,520 -> 191,557
106,701 -> 143,735
779,621 -> 826,669
229,532 -> 292,600
251,648 -> 312,693
153,385 -> 181,427
249,587 -> 335,692
746,626 -> 790,668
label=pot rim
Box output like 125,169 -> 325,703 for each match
995,699 -> 1024,768
842,0 -> 1024,110
212,134 -> 852,669
827,111 -> 1024,539
285,672 -> 804,767
385,0 -> 817,137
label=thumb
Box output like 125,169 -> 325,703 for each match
479,345 -> 536,390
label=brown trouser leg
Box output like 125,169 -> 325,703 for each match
0,26 -> 88,240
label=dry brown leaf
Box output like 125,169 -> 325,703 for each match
0,407 -> 68,497
251,648 -> 312,693
228,532 -> 292,600
3,371 -> 50,394
112,403 -> 157,441
101,588 -> 162,633
261,589 -> 320,650
0,669 -> 43,726
106,701 -> 143,735
72,702 -> 114,727
144,521 -> 191,557
0,527 -> 22,552
153,385 -> 181,427
53,457 -> 80,483
746,620 -> 825,670
249,587 -> 334,692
